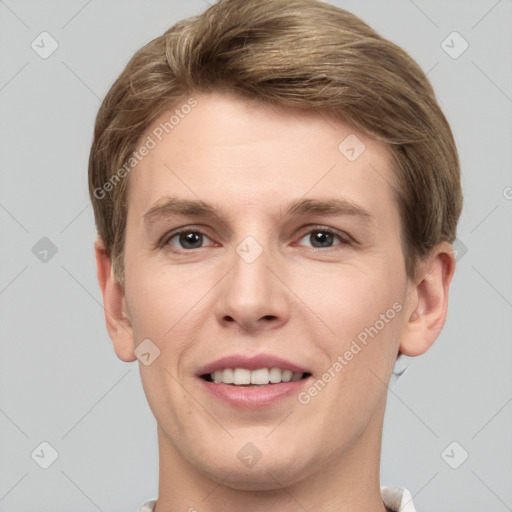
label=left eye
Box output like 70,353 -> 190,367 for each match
167,230 -> 214,250
296,229 -> 345,248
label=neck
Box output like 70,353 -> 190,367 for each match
154,401 -> 389,512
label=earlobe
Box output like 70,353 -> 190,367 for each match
399,242 -> 456,357
94,237 -> 137,362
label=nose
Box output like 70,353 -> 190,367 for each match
215,240 -> 290,333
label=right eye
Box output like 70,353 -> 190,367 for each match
163,228 -> 217,251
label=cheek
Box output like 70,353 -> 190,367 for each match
125,265 -> 209,429
314,263 -> 404,376
305,264 -> 398,341
302,261 -> 405,402
123,256 -> 216,361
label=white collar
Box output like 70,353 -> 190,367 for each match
139,486 -> 416,512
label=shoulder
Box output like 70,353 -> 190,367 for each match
138,499 -> 157,512
381,486 -> 417,512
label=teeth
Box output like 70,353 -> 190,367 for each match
281,370 -> 293,383
251,368 -> 269,385
269,367 -> 282,383
291,371 -> 302,382
233,368 -> 251,385
222,368 -> 234,384
213,368 -> 233,384
211,367 -> 304,385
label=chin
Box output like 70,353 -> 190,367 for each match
210,462 -> 308,491
194,442 -> 314,491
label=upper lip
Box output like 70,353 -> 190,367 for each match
197,353 -> 310,376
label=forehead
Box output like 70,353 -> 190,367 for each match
126,91 -> 399,226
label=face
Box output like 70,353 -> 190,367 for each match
121,92 -> 414,489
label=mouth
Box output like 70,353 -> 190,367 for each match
196,353 -> 313,408
201,367 -> 312,386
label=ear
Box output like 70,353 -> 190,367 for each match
94,237 -> 137,362
399,242 -> 456,357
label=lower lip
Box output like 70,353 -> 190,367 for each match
199,377 -> 310,409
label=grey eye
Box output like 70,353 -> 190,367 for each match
297,229 -> 342,248
169,231 -> 212,249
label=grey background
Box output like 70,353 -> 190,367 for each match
1,0 -> 511,510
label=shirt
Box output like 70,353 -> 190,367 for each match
139,486 -> 416,511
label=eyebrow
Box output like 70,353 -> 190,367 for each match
143,197 -> 227,226
285,198 -> 374,223
142,196 -> 374,226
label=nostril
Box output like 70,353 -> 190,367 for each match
261,315 -> 277,321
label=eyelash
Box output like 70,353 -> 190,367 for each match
159,225 -> 353,252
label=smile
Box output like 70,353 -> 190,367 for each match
204,367 -> 310,385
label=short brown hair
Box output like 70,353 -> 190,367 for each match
88,0 -> 462,284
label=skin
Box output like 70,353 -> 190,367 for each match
95,91 -> 455,512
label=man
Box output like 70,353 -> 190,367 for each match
89,1 -> 462,510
